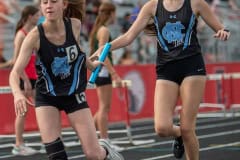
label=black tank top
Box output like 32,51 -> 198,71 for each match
154,0 -> 201,66
36,18 -> 87,96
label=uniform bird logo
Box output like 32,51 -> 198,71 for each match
51,56 -> 71,79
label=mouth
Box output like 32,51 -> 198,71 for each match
46,10 -> 54,14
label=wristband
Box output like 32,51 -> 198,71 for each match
223,29 -> 230,32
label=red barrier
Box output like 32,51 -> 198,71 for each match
1,62 -> 240,134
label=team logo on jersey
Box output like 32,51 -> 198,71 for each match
66,45 -> 79,63
51,56 -> 71,79
169,15 -> 177,19
162,21 -> 185,47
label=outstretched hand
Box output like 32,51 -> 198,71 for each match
91,60 -> 104,70
14,92 -> 35,117
111,72 -> 122,87
213,29 -> 230,41
86,57 -> 105,71
89,46 -> 104,60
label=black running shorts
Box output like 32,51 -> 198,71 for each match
35,91 -> 89,114
156,54 -> 206,85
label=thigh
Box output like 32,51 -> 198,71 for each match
68,108 -> 100,153
154,80 -> 179,128
96,84 -> 112,107
180,76 -> 207,128
35,106 -> 62,143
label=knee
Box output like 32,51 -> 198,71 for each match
99,104 -> 110,113
180,125 -> 195,138
44,138 -> 67,160
155,124 -> 172,137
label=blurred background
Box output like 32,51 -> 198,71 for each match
0,0 -> 239,66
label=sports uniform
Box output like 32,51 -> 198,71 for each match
92,33 -> 113,87
154,0 -> 206,85
35,18 -> 88,113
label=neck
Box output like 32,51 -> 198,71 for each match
165,0 -> 180,3
44,19 -> 64,33
23,22 -> 35,32
163,0 -> 184,11
105,18 -> 112,26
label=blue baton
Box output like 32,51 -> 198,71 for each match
88,43 -> 111,84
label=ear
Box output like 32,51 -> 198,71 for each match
28,15 -> 33,21
63,0 -> 68,10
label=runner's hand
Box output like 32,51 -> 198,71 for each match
13,92 -> 34,116
213,29 -> 230,41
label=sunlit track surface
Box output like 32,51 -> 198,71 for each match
0,114 -> 240,160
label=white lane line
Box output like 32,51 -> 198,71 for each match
0,120 -> 239,149
124,129 -> 240,150
115,120 -> 240,141
0,115 -> 237,139
0,119 -> 239,159
0,155 -> 15,159
141,141 -> 240,160
67,129 -> 240,160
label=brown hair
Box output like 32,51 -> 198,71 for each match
15,5 -> 39,34
64,0 -> 85,21
89,2 -> 116,55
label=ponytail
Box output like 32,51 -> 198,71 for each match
15,19 -> 25,34
64,0 -> 85,21
89,2 -> 116,55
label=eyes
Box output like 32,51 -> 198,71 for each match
42,0 -> 58,4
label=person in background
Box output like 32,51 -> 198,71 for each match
219,0 -> 239,11
121,12 -> 131,33
0,1 -> 10,63
93,0 -> 230,159
0,0 -> 21,65
130,0 -> 143,23
7,5 -> 41,156
8,0 -> 22,13
89,2 -> 122,151
9,0 -> 124,159
85,0 -> 101,35
118,49 -> 137,65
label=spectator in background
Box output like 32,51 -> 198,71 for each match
121,12 -> 131,33
214,0 -> 239,10
0,0 -> 21,64
8,0 -> 22,13
118,49 -> 137,65
130,0 -> 143,23
227,0 -> 239,11
0,1 -> 9,63
85,0 -> 101,35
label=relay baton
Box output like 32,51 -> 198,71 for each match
88,43 -> 111,84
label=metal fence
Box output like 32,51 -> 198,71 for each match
198,5 -> 240,63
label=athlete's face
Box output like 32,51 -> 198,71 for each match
30,11 -> 41,25
40,0 -> 68,20
109,11 -> 116,24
